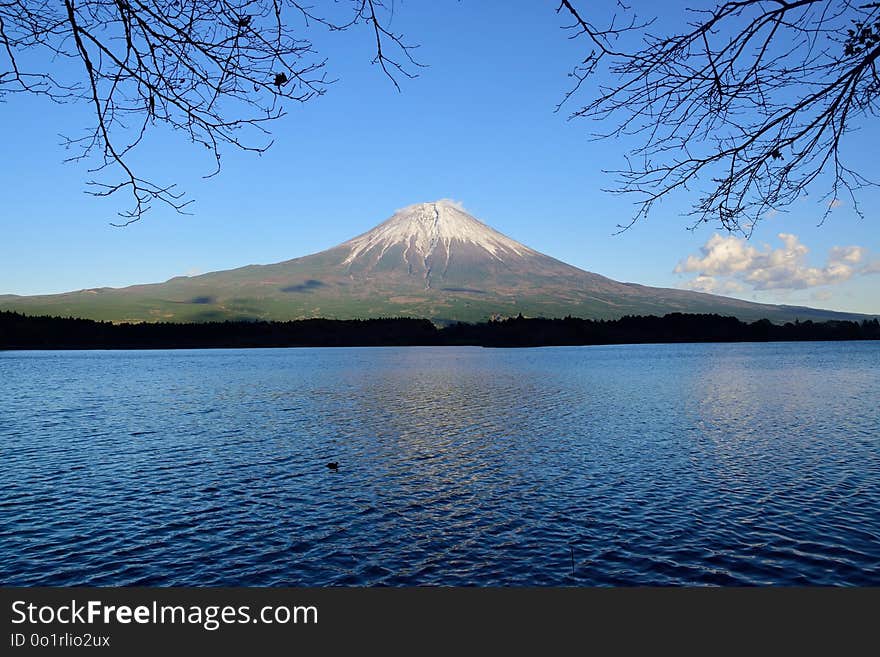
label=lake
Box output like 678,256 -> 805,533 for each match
1,342 -> 878,586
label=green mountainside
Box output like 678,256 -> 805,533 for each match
1,201 -> 871,324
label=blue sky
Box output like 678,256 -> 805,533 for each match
2,1 -> 878,313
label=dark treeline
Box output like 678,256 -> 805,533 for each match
1,311 -> 878,349
0,313 -> 438,349
445,313 -> 880,347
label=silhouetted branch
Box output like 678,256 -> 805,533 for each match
557,0 -> 880,234
0,0 -> 421,223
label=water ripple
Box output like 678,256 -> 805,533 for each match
1,343 -> 878,586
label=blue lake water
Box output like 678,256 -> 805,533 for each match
1,342 -> 878,586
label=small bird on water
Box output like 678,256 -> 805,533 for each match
326,462 -> 339,471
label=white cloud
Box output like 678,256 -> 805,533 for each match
675,233 -> 878,293
828,246 -> 865,265
681,275 -> 716,293
675,234 -> 760,277
681,275 -> 745,294
441,199 -> 467,211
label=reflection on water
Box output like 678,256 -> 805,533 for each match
1,342 -> 878,585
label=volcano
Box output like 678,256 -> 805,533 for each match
0,200 -> 868,323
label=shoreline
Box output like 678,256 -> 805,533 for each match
2,310 -> 878,350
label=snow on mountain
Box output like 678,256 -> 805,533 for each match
1,200 -> 870,324
342,200 -> 536,266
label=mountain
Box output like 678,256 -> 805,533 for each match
0,200 -> 871,324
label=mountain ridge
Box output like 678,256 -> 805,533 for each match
0,201 -> 873,324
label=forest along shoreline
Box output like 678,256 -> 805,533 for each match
1,311 -> 879,349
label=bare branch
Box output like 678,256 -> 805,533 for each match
557,0 -> 880,234
0,0 -> 421,223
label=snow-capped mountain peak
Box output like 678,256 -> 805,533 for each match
342,200 -> 535,266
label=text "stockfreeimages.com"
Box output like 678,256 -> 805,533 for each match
11,600 -> 318,631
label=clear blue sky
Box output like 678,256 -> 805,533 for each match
2,1 -> 878,313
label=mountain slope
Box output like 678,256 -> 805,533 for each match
0,200 -> 871,324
